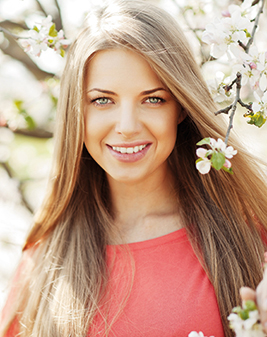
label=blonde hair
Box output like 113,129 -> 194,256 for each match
1,1 -> 267,336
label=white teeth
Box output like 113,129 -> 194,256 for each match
112,144 -> 147,154
127,147 -> 134,154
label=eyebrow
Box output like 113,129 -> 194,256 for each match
87,87 -> 167,96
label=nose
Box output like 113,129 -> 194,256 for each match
115,102 -> 142,138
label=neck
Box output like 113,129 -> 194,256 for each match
107,167 -> 182,244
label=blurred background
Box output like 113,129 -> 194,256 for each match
1,0 -> 267,310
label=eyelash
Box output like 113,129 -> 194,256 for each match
90,96 -> 166,107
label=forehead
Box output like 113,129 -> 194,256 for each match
85,49 -> 164,92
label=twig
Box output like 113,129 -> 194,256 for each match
3,125 -> 53,139
0,26 -> 29,40
53,0 -> 63,31
242,0 -> 265,53
214,0 -> 265,145
224,78 -> 237,92
224,73 -> 242,145
237,99 -> 253,111
215,105 -> 233,116
35,0 -> 48,16
1,163 -> 34,214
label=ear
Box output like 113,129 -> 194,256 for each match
177,105 -> 187,125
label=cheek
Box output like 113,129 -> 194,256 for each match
84,112 -> 109,144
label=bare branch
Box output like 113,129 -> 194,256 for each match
1,163 -> 34,214
245,0 -> 265,53
4,126 -> 53,139
224,78 -> 237,92
224,73 -> 242,145
53,0 -> 63,31
238,99 -> 253,111
35,0 -> 48,16
215,105 -> 233,116
0,26 -> 27,39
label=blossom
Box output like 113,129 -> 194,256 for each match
19,15 -> 69,57
196,138 -> 237,175
188,332 -> 205,337
206,72 -> 234,103
228,300 -> 265,337
252,91 -> 267,116
202,0 -> 254,58
188,331 -> 214,337
196,157 -> 212,174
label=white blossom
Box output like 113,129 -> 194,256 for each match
188,332 -> 205,337
196,138 -> 237,175
19,15 -> 69,57
224,145 -> 238,159
228,311 -> 265,337
196,157 -> 212,174
188,331 -> 214,337
202,1 -> 254,59
252,91 -> 267,117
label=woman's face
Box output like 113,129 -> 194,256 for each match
84,49 -> 183,185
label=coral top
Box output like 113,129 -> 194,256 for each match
89,228 -> 225,337
3,228 -> 225,336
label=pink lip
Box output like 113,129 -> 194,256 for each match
107,143 -> 151,163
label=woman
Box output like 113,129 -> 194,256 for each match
1,1 -> 267,336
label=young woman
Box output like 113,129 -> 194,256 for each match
1,1 -> 267,336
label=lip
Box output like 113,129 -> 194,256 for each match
107,143 -> 152,163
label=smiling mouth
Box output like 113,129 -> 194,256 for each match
111,144 -> 148,154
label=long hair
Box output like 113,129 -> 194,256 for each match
1,1 -> 267,336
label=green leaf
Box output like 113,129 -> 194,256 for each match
33,25 -> 39,32
49,23 -> 58,37
24,115 -> 36,130
247,113 -> 266,128
13,100 -> 23,111
244,29 -> 251,38
196,138 -> 211,146
211,152 -> 225,171
239,310 -> 249,320
255,115 -> 266,127
244,300 -> 257,311
60,48 -> 65,57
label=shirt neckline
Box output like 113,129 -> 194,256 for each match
107,227 -> 187,251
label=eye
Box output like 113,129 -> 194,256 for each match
144,97 -> 166,105
91,97 -> 113,106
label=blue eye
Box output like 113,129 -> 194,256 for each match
94,97 -> 110,105
145,97 -> 165,104
90,97 -> 113,106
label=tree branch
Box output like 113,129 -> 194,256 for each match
53,0 -> 63,31
0,21 -> 54,81
1,162 -> 34,214
35,0 -> 48,16
241,0 -> 265,53
3,126 -> 53,139
225,74 -> 242,144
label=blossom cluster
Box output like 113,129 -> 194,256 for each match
201,0 -> 267,126
196,138 -> 237,175
228,300 -> 265,337
19,15 -> 70,57
202,0 -> 255,59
